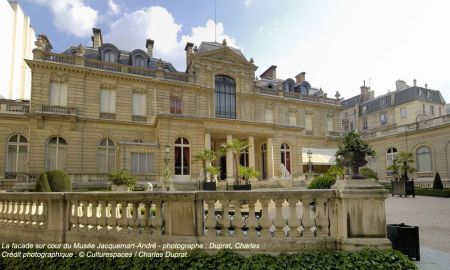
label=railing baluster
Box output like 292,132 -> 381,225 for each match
301,199 -> 314,237
259,199 -> 272,237
273,199 -> 286,237
205,200 -> 216,237
287,198 -> 300,237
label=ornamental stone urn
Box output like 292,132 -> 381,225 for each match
343,151 -> 368,179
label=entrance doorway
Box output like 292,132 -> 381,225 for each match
219,156 -> 227,180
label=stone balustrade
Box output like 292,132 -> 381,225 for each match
0,180 -> 390,253
255,87 -> 341,105
361,114 -> 450,140
0,100 -> 29,114
36,50 -> 193,83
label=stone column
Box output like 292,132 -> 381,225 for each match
205,133 -> 211,181
248,136 -> 257,182
267,138 -> 274,180
226,135 -> 234,182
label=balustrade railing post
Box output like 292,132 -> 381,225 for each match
44,194 -> 67,243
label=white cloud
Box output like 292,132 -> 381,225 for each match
27,0 -> 98,37
105,7 -> 239,70
108,0 -> 120,15
244,0 -> 254,7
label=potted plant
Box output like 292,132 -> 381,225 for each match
336,130 -> 376,179
193,149 -> 217,190
203,166 -> 220,190
107,170 -> 137,191
236,166 -> 259,190
219,139 -> 250,188
388,151 -> 416,181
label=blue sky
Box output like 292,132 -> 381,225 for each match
21,0 -> 450,102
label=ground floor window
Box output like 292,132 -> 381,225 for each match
416,146 -> 432,172
46,136 -> 67,170
131,153 -> 154,174
175,137 -> 190,175
280,143 -> 291,173
6,135 -> 28,174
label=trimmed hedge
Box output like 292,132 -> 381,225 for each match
433,172 -> 443,189
415,188 -> 450,198
46,170 -> 72,192
0,248 -> 416,270
308,175 -> 336,189
35,172 -> 51,192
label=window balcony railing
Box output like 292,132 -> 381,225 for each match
0,100 -> 29,114
100,112 -> 116,120
328,131 -> 341,137
255,87 -> 340,105
132,115 -> 147,122
41,105 -> 77,115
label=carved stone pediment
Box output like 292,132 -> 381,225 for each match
196,47 -> 255,68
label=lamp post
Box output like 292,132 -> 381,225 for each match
307,149 -> 313,180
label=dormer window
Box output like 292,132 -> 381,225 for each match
163,67 -> 170,72
284,83 -> 293,92
104,50 -> 115,63
134,55 -> 146,67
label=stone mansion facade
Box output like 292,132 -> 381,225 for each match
0,29 -> 342,187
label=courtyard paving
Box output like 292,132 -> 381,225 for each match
385,196 -> 450,270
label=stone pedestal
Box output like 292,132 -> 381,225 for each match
332,178 -> 391,251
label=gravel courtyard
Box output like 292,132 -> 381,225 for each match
385,196 -> 450,253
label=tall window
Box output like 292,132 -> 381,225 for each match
327,117 -> 334,131
170,96 -> 182,114
306,115 -> 312,131
97,139 -> 115,173
280,143 -> 291,173
100,89 -> 116,113
215,75 -> 236,119
134,55 -> 146,67
400,108 -> 407,119
416,146 -> 432,172
6,135 -> 28,173
131,153 -> 153,174
104,50 -> 115,63
261,144 -> 267,179
386,147 -> 398,171
49,82 -> 67,106
175,137 -> 190,175
380,113 -> 387,125
430,105 -> 434,116
46,136 -> 67,170
240,149 -> 249,167
132,92 -> 147,116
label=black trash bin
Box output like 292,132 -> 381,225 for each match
387,223 -> 420,260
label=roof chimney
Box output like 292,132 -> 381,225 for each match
395,79 -> 409,91
146,39 -> 154,58
295,72 -> 306,84
260,65 -> 277,80
91,28 -> 103,49
413,78 -> 417,86
360,82 -> 371,102
184,42 -> 194,69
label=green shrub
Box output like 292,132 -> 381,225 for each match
433,172 -> 443,189
107,170 -> 137,188
360,167 -> 378,180
0,247 -> 416,270
46,170 -> 72,192
308,175 -> 336,189
326,165 -> 344,179
415,188 -> 450,198
35,172 -> 51,192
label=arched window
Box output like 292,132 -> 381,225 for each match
215,75 -> 236,119
6,135 -> 28,174
267,84 -> 273,89
175,137 -> 190,175
98,139 -> 116,173
46,136 -> 67,170
386,147 -> 398,170
134,55 -> 146,67
280,143 -> 291,173
261,143 -> 267,179
104,50 -> 115,63
416,146 -> 432,172
240,148 -> 249,167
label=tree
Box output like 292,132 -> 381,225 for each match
193,149 -> 217,182
433,172 -> 443,189
388,151 -> 416,180
220,139 -> 249,185
238,166 -> 260,185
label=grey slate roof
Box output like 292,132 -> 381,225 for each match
343,86 -> 446,114
197,42 -> 246,58
63,46 -> 178,72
